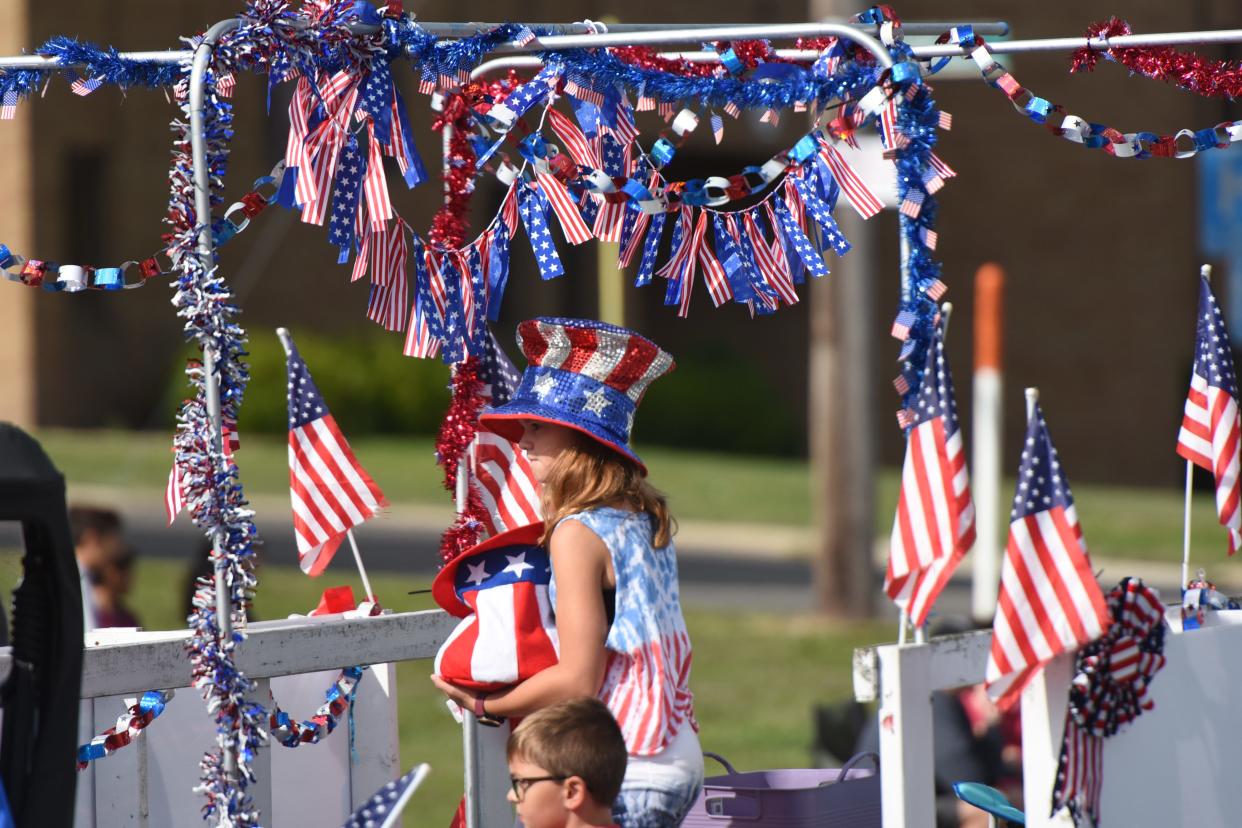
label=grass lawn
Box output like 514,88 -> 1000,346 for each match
33,428 -> 1242,567
0,554 -> 890,821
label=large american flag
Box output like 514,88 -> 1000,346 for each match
884,317 -> 975,627
1176,275 -> 1242,554
470,332 -> 542,535
286,339 -> 387,575
985,401 -> 1111,710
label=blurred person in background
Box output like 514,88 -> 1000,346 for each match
70,506 -> 140,629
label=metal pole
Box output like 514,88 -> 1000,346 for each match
491,23 -> 894,66
911,28 -> 1242,58
1182,263 -> 1212,593
189,16 -> 243,784
472,50 -> 824,79
0,50 -> 192,68
414,20 -> 1010,38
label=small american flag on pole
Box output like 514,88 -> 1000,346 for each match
884,317 -> 975,627
285,335 -> 387,576
341,764 -> 430,828
899,187 -> 925,219
71,76 -> 103,96
470,331 -> 541,535
165,463 -> 185,525
985,398 -> 1111,710
1,90 -> 18,120
1176,275 -> 1242,554
166,424 -> 239,525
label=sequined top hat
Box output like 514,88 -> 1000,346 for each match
478,317 -> 675,474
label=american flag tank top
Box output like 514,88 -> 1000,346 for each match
551,507 -> 697,756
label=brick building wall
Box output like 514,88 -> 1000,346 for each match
2,0 -> 1237,485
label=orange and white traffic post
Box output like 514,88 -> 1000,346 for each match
972,263 -> 1004,621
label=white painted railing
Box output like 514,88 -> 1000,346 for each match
854,615 -> 1242,828
2,609 -> 514,828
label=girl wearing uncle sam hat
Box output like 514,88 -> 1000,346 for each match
433,318 -> 703,828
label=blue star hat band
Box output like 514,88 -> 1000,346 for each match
478,317 -> 676,475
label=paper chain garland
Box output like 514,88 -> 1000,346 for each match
75,666 -> 368,771
76,690 -> 175,769
268,665 -> 368,747
0,167 -> 283,292
1051,578 -> 1166,826
957,24 -> 1242,160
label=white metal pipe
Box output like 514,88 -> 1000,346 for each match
472,49 -> 826,79
491,24 -> 894,67
0,50 -> 192,68
912,28 -> 1242,58
189,16 -> 242,786
1182,460 -> 1194,594
417,20 -> 1009,37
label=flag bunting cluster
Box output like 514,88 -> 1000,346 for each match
1050,578 -> 1165,826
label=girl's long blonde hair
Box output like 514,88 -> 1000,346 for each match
540,433 -> 674,548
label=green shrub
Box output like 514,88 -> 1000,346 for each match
162,329 -> 452,436
160,333 -> 801,456
638,343 -> 804,456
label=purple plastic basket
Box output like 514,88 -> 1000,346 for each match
680,752 -> 880,827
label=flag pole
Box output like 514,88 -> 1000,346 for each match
1024,387 -> 1038,422
1182,264 -> 1210,594
346,529 -> 377,605
276,327 -> 379,606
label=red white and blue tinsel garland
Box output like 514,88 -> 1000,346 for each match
166,60 -> 266,826
1051,577 -> 1166,827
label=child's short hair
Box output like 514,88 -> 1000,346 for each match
507,697 -> 628,806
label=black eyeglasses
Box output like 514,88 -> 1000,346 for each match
510,775 -> 566,802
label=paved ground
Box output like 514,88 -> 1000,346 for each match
10,483 -> 1233,622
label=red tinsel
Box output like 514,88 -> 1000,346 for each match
435,357 -> 492,563
722,39 -> 774,70
436,356 -> 484,493
611,46 -> 720,78
794,36 -> 878,65
1072,17 -> 1242,100
438,486 -> 488,565
429,91 -> 478,249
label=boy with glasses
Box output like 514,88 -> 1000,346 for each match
507,698 -> 627,828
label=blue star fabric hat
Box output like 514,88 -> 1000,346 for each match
477,317 -> 675,474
